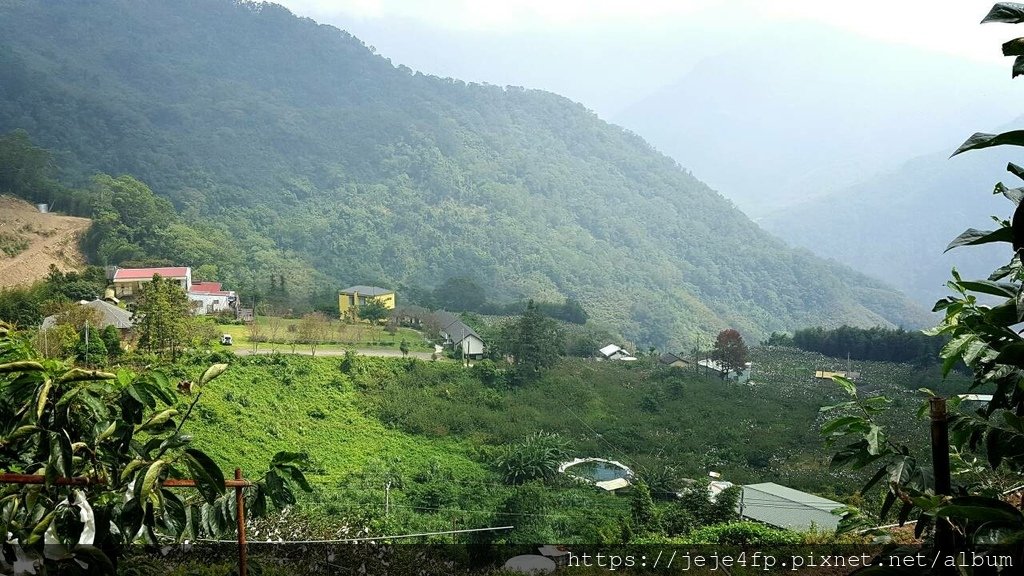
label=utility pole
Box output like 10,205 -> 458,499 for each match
84,319 -> 89,367
385,481 -> 391,517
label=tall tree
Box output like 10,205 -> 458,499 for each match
498,300 -> 565,385
712,329 -> 749,374
133,274 -> 192,358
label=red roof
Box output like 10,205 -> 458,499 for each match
113,267 -> 190,281
191,282 -> 222,292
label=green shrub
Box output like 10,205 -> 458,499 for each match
685,522 -> 802,545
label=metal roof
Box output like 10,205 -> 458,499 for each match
340,285 -> 393,297
739,483 -> 843,532
112,267 -> 190,281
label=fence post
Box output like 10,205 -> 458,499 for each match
929,397 -> 953,555
235,468 -> 248,576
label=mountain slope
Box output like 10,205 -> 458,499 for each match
759,140 -> 1019,307
0,0 -> 930,345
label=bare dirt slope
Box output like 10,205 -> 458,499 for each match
0,196 -> 90,288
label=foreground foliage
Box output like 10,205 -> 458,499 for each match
821,5 -> 1024,571
0,322 -> 308,572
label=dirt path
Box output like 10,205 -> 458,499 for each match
0,196 -> 90,289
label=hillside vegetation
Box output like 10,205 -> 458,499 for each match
0,0 -> 930,346
176,347 -> 969,536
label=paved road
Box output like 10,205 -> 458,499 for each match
231,346 -> 438,360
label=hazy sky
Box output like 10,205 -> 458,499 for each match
276,0 -> 1011,64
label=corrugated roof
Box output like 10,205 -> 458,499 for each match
739,483 -> 843,532
340,285 -> 393,297
113,267 -> 190,281
41,299 -> 134,330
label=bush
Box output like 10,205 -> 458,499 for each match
684,522 -> 802,545
492,432 -> 570,485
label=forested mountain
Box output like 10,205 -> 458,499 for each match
759,139 -> 1019,306
0,0 -> 930,346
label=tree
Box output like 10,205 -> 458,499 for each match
357,299 -> 390,324
297,311 -> 330,356
712,329 -> 748,375
496,300 -> 565,385
133,274 -> 192,358
630,479 -> 659,534
433,276 -> 486,312
0,321 -> 309,571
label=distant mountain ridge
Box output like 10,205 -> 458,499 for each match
0,0 -> 931,345
612,25 -> 1023,216
760,134 -> 1022,307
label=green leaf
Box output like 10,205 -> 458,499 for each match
832,375 -> 857,398
35,377 -> 52,421
937,498 -> 1024,526
982,3 -> 1024,23
182,449 -> 225,505
58,368 -> 116,383
138,409 -> 178,431
820,416 -> 866,437
23,509 -> 56,546
0,360 -> 45,373
996,181 -> 1024,204
958,279 -> 1018,297
270,451 -> 308,466
866,424 -> 885,456
140,460 -> 166,504
70,545 -> 116,574
952,131 -> 1024,156
1006,37 -> 1024,56
995,342 -> 1024,367
861,465 -> 888,494
278,464 -> 312,493
944,227 -> 1014,252
1009,162 -> 1024,182
819,400 -> 857,412
199,363 -> 229,386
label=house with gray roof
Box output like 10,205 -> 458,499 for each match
41,299 -> 134,331
434,310 -> 485,359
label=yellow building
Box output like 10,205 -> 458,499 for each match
338,285 -> 396,320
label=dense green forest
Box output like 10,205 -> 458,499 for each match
765,325 -> 949,365
0,0 -> 930,346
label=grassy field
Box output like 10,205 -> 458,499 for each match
214,315 -> 434,354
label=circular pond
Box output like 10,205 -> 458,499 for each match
561,458 -> 632,482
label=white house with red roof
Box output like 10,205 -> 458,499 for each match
188,281 -> 238,315
111,266 -> 192,298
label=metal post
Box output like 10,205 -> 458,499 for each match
84,319 -> 89,367
929,397 -> 954,555
385,481 -> 391,517
235,468 -> 248,576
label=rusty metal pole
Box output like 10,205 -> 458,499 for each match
929,397 -> 954,555
235,468 -> 248,576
